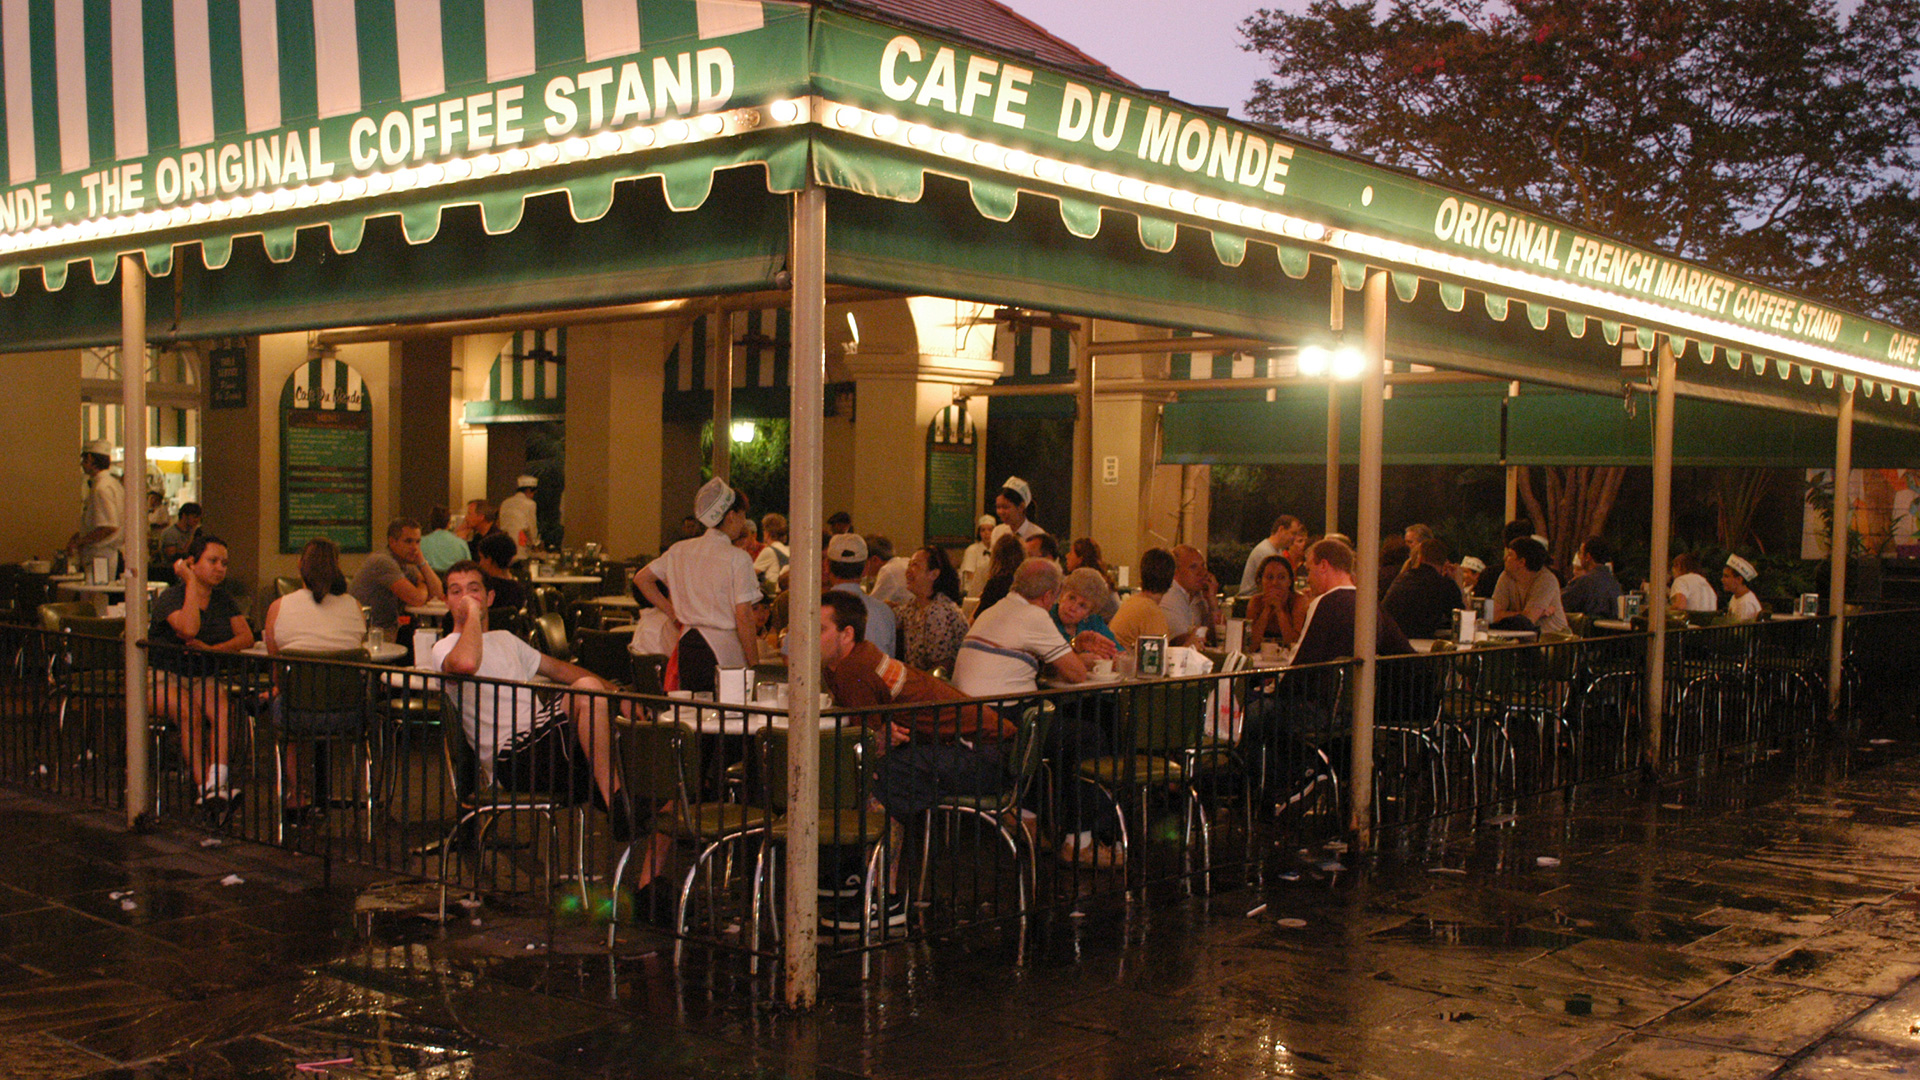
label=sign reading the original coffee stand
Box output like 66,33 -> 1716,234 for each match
808,11 -> 1917,379
0,1 -> 809,278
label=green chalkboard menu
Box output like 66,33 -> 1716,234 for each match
279,357 -> 372,554
924,404 -> 977,545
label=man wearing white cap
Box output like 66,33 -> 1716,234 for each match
633,478 -> 762,693
823,532 -> 897,658
498,474 -> 541,562
995,477 -> 1046,541
1722,555 -> 1763,622
65,438 -> 124,573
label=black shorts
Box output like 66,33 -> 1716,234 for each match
490,710 -> 594,803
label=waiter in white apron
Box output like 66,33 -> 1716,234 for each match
632,477 -> 763,693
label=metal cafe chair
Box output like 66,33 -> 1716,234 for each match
1076,678 -> 1216,891
605,717 -> 771,951
915,701 -> 1052,918
42,611 -> 125,786
753,723 -> 891,953
254,648 -> 376,844
435,689 -> 591,922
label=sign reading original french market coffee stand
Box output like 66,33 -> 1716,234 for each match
279,357 -> 372,555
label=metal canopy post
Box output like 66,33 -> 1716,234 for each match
710,309 -> 733,482
1325,272 -> 1343,535
120,254 -> 152,828
783,183 -> 826,1010
1829,385 -> 1854,718
1073,319 -> 1094,540
1644,337 -> 1678,771
1349,269 -> 1387,847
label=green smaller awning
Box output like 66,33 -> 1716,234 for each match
463,330 -> 565,425
1161,383 -> 1505,465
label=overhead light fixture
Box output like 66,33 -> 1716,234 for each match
1295,344 -> 1329,378
1331,344 -> 1367,380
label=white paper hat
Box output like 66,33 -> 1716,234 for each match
1726,554 -> 1757,581
515,474 -> 538,489
694,477 -> 735,528
1000,476 -> 1033,507
1459,556 -> 1486,574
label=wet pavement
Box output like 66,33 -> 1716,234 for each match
2,734 -> 1920,1078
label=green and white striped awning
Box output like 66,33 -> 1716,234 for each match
81,402 -> 198,448
0,0 -> 810,290
464,327 -> 566,423
2,1 -> 1919,406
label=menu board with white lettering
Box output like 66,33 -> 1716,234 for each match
279,358 -> 372,554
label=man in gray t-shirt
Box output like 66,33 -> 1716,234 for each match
349,519 -> 444,632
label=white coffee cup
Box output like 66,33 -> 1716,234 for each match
1092,658 -> 1115,678
412,627 -> 439,668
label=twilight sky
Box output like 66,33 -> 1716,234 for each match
1000,0 -> 1303,118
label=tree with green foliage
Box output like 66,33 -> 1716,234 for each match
1242,0 -> 1920,564
1241,0 -> 1920,327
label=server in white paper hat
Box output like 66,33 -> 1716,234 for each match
498,474 -> 541,562
994,476 -> 1046,541
65,438 -> 124,574
1721,554 -> 1763,622
632,477 -> 762,693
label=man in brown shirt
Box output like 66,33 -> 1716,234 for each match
819,591 -> 1014,821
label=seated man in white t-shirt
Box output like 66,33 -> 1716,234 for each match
433,562 -> 651,860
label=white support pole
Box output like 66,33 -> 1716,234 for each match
120,254 -> 152,828
1325,381 -> 1340,537
710,309 -> 733,482
1072,319 -> 1095,542
1829,384 -> 1853,718
1325,272 -> 1343,536
1348,269 -> 1386,848
1644,337 -> 1677,771
784,184 -> 826,1011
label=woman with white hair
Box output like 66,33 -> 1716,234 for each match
1052,568 -> 1119,659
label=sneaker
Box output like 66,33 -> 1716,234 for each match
820,891 -> 907,932
816,874 -> 864,900
197,786 -> 241,828
1057,836 -> 1125,870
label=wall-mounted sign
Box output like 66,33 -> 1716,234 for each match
208,346 -> 247,409
279,357 -> 371,554
924,404 -> 977,545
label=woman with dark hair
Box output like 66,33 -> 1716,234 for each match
263,537 -> 369,822
894,545 -> 969,674
265,538 -> 366,653
150,534 -> 255,822
1245,555 -> 1309,646
971,530 -> 1026,620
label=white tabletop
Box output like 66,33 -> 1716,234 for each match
1592,619 -> 1635,632
45,572 -> 85,583
528,574 -> 603,586
586,594 -> 638,608
243,641 -> 408,664
664,702 -> 788,737
60,580 -> 167,594
406,601 -> 450,617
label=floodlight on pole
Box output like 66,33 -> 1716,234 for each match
1297,344 -> 1330,377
